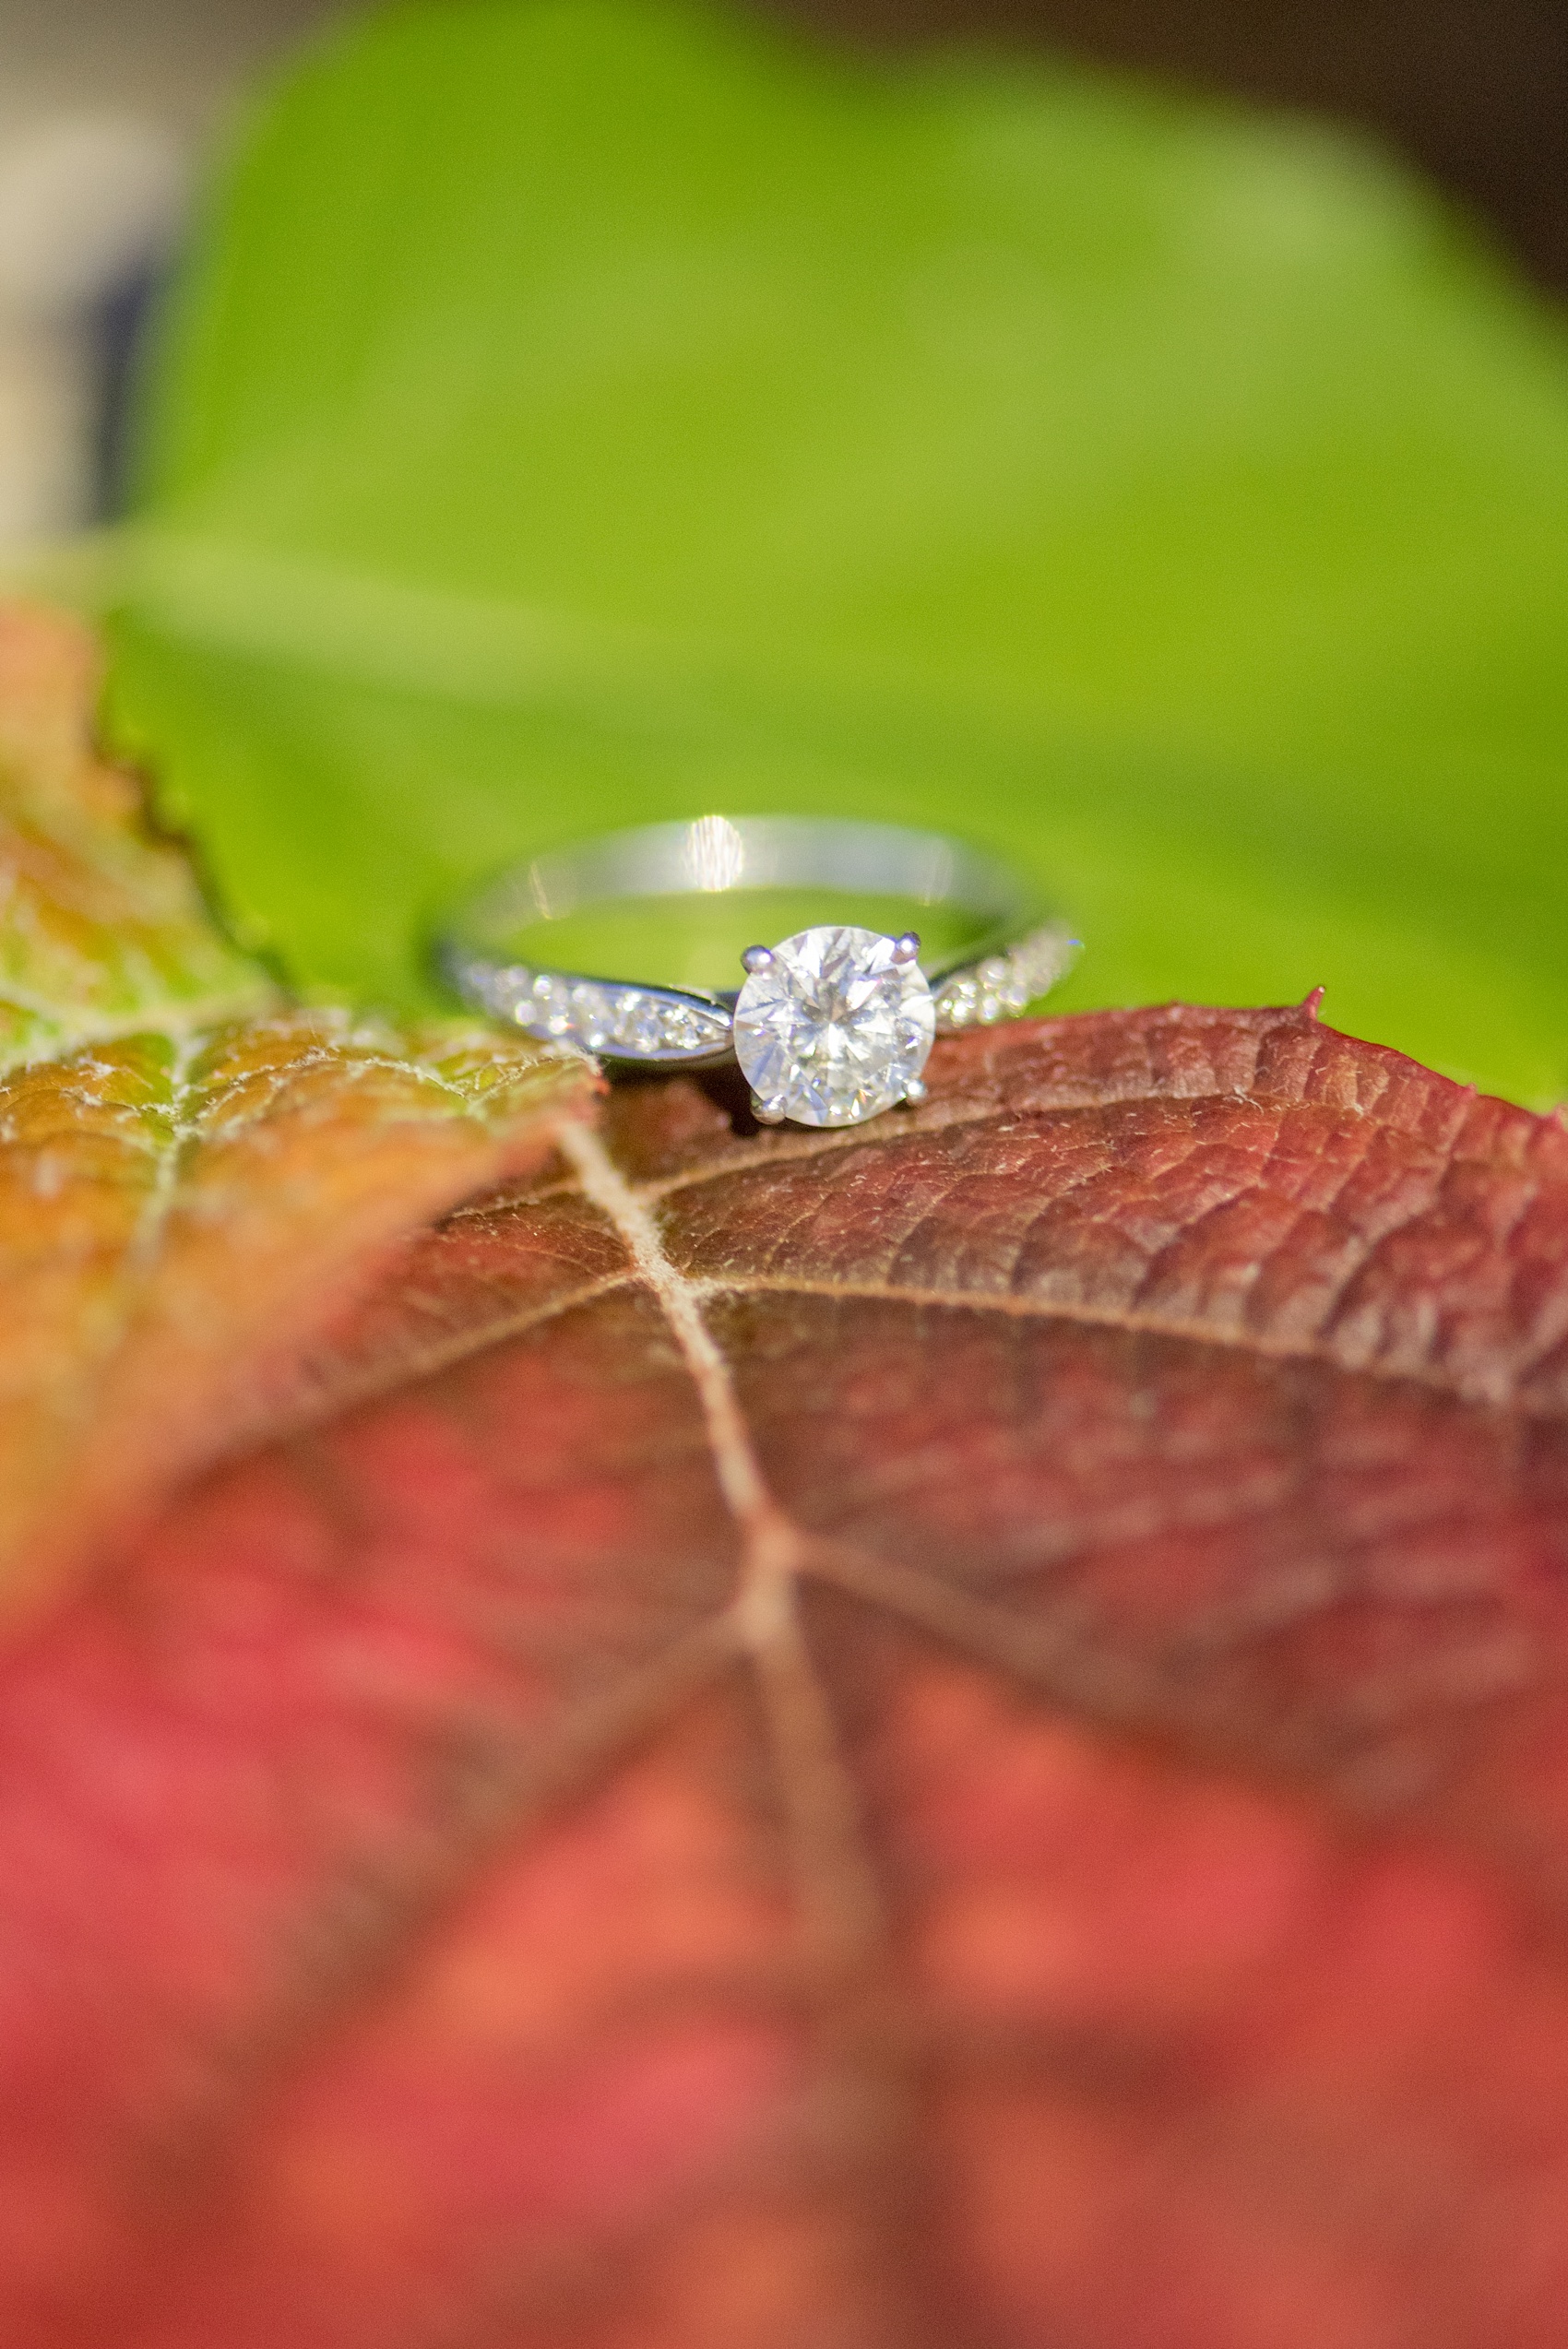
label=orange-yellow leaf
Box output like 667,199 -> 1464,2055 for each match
0,606 -> 600,1623
0,1011 -> 598,1627
0,604 -> 272,1066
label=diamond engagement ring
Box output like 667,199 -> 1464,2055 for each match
437,815 -> 1076,1131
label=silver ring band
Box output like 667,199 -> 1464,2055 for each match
437,815 -> 1075,1122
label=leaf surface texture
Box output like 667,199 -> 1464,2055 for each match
7,998 -> 1568,2345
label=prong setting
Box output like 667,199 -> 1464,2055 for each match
731,923 -> 936,1127
741,943 -> 775,975
892,931 -> 921,965
751,1094 -> 788,1125
901,1076 -> 928,1106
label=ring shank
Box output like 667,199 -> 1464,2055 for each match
438,815 -> 1075,1066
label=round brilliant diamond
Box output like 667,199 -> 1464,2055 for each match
731,924 -> 935,1128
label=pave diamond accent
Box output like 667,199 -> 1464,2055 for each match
931,923 -> 1078,1030
449,955 -> 731,1060
731,924 -> 935,1129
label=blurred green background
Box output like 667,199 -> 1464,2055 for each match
86,0 -> 1568,1098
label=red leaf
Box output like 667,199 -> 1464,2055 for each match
6,1001 -> 1568,2347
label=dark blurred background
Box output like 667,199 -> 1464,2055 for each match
0,0 -> 1562,546
794,0 -> 1568,297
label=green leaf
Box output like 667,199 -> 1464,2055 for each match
106,0 -> 1568,1102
